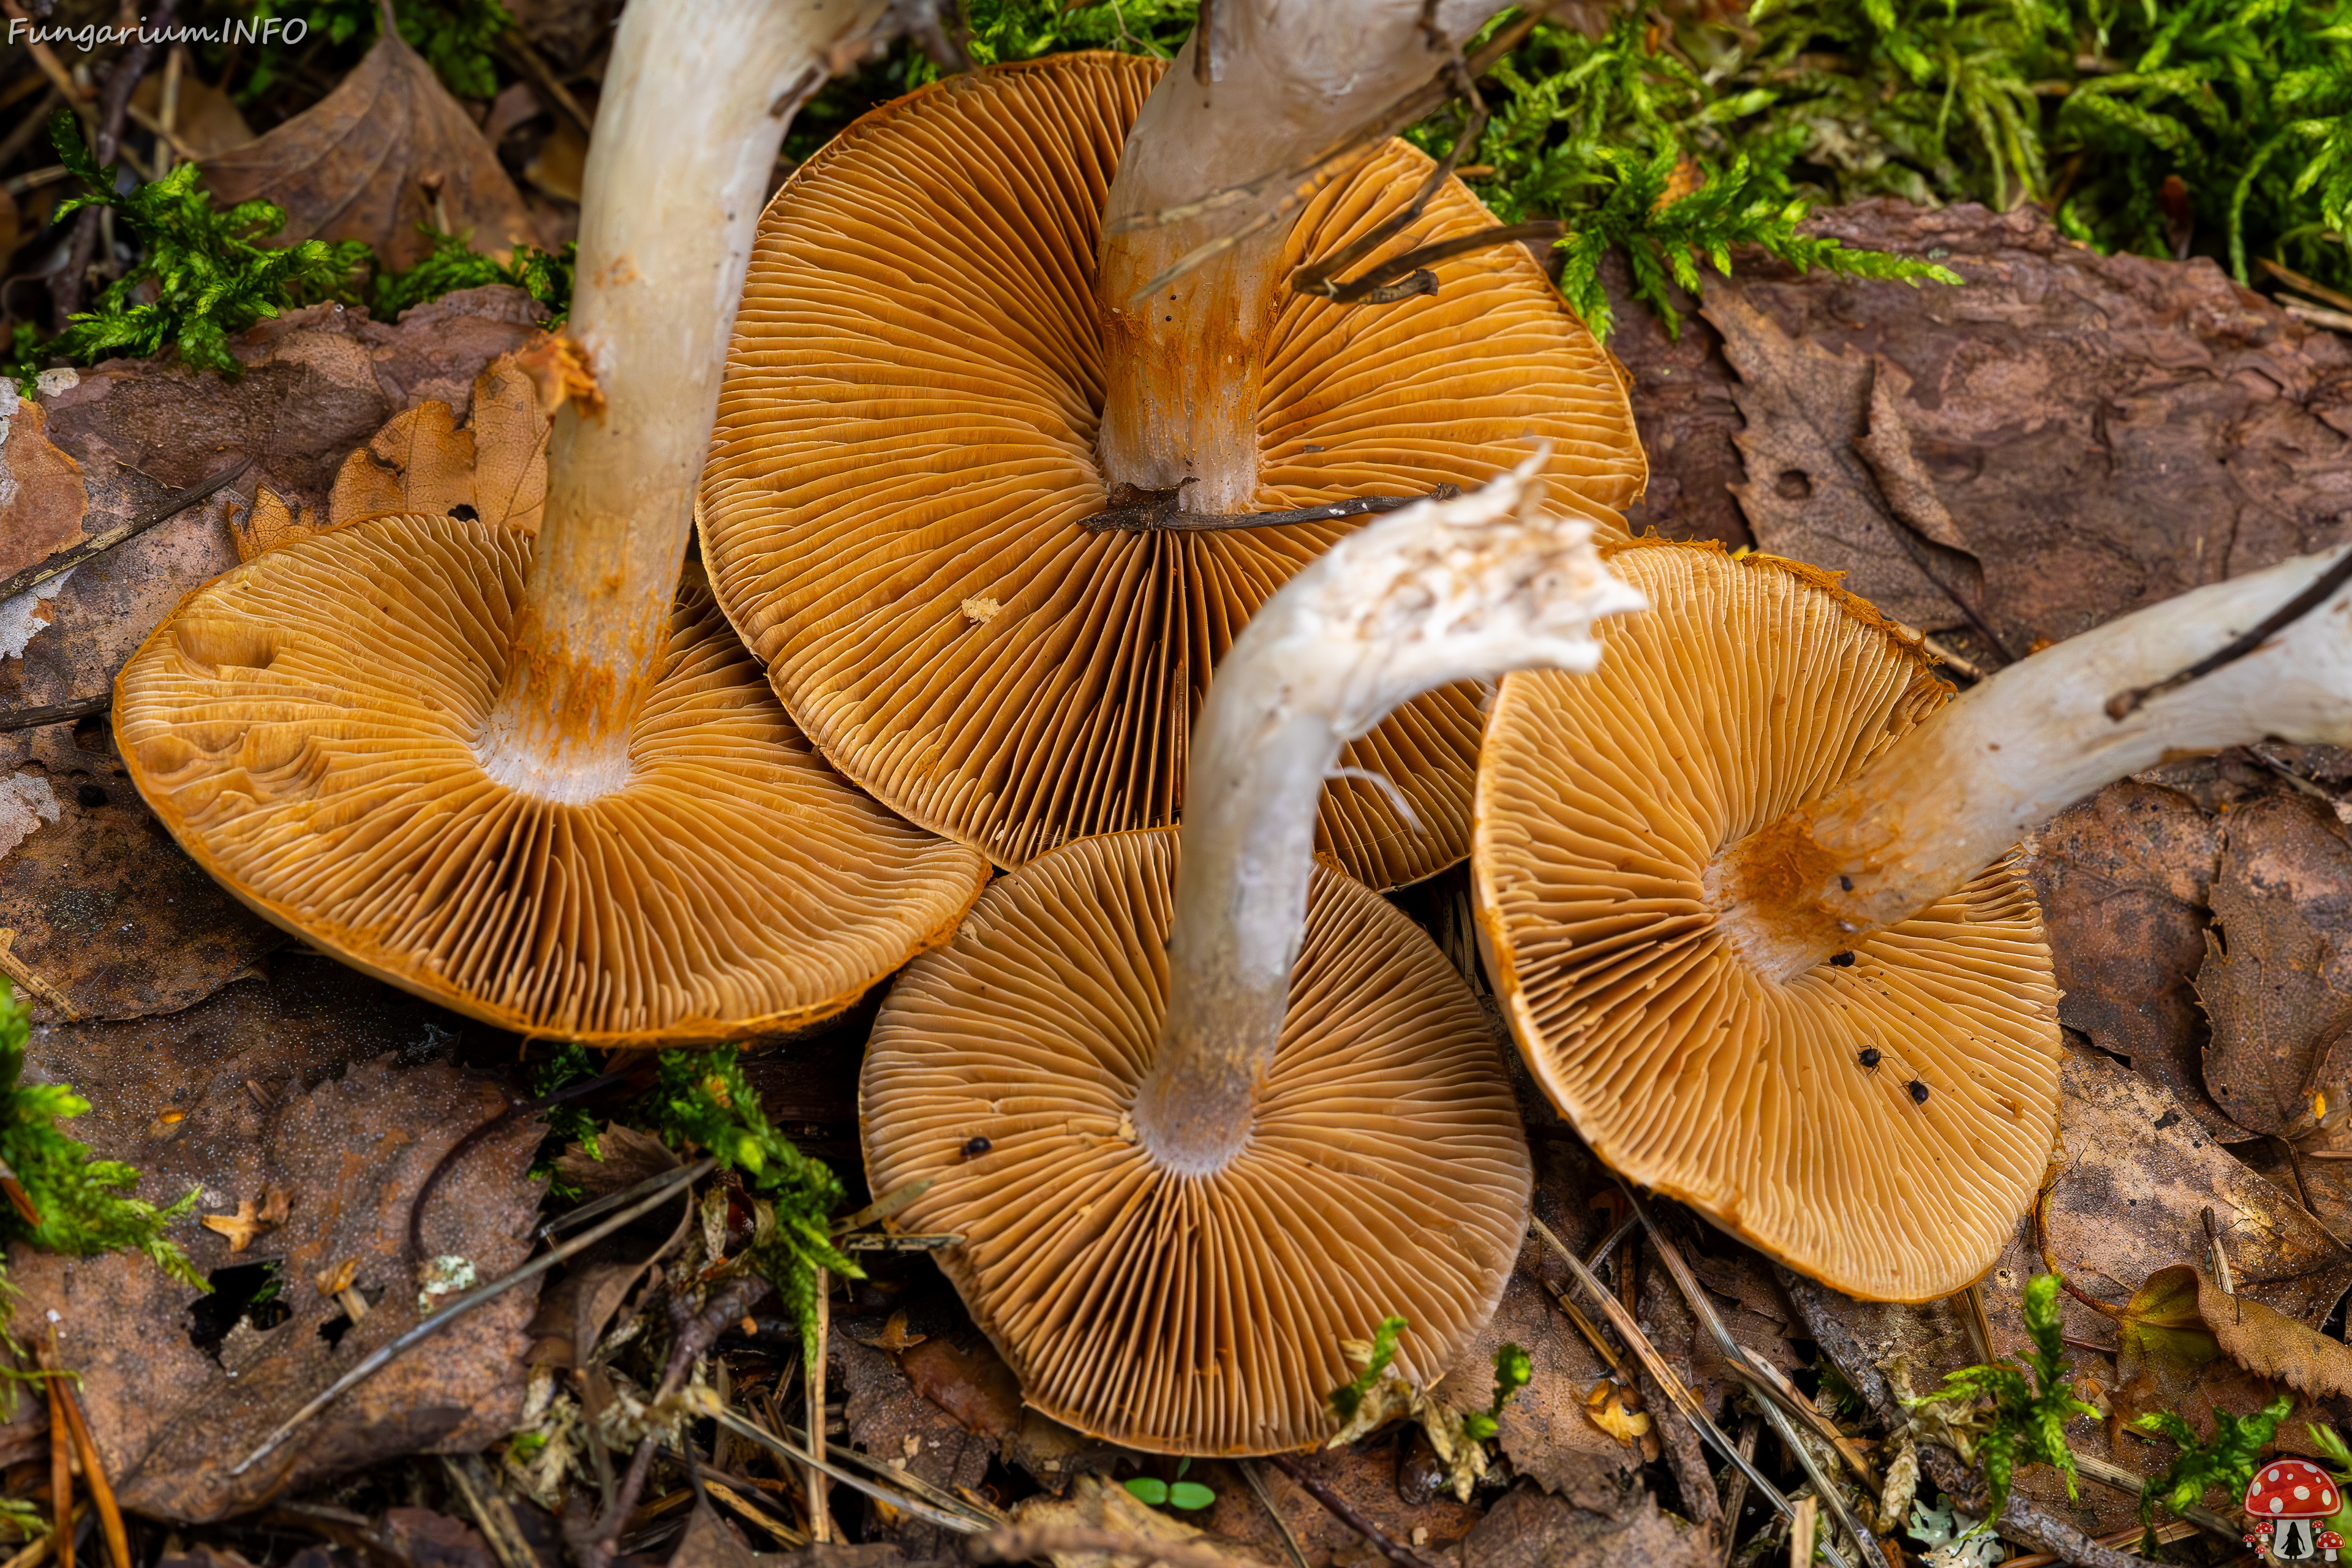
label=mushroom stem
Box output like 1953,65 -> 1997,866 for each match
1095,0 -> 1507,514
1131,459 -> 1646,1173
1711,545 -> 2352,981
477,0 -> 888,798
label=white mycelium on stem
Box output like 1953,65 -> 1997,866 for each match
1130,456 -> 1649,1170
1711,545 -> 2352,981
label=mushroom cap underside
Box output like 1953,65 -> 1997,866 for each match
1471,542 -> 2061,1303
703,51 -> 1645,891
861,827 -> 1533,1453
114,512 -> 990,1046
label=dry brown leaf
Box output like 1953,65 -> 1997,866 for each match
2132,1264 -> 2352,1400
552,1121 -> 679,1201
2025,780 -> 2237,1138
132,71 -> 255,159
9,1054 -> 545,1521
524,119 -> 586,203
0,395 -> 88,581
327,351 -> 550,533
1450,1485 -> 1713,1568
199,26 -> 541,270
226,487 -> 315,562
837,1332 -> 999,1555
2198,794 -> 2352,1136
1581,1379 -> 1649,1446
900,1335 -> 1023,1438
667,1501 -> 762,1568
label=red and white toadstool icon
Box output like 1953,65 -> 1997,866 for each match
2245,1460 -> 2341,1561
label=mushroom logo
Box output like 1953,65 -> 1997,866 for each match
2245,1460 -> 2340,1561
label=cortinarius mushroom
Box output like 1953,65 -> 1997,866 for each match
701,10 -> 1645,889
1475,540 -> 2352,1299
861,459 -> 1646,1453
112,0 -> 990,1044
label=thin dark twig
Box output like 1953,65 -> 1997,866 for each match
1306,221 -> 1569,306
1193,0 -> 1213,86
1290,51 -> 1490,302
1084,484 -> 1460,533
230,1158 -> 715,1479
55,0 -> 176,321
0,695 -> 107,737
0,453 -> 254,609
407,1067 -> 628,1262
1263,1454 -> 1443,1568
2107,546 -> 2352,719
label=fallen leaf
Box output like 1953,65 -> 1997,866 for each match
837,1331 -> 997,1555
865,1307 -> 927,1353
326,351 -> 549,534
132,71 -> 255,160
0,752 -> 284,1022
226,486 -> 314,562
1015,1474 -> 1268,1568
200,27 -> 542,270
523,119 -> 586,204
2132,1264 -> 2352,1401
1627,200 -> 2352,660
2198,794 -> 2352,1137
7,1052 -> 545,1521
379,1507 -> 499,1568
0,394 -> 89,582
552,1121 -> 679,1202
1448,1483 -> 1711,1568
667,1501 -> 761,1568
1711,293 -> 1983,633
899,1335 -> 1022,1438
2025,780 -> 2236,1139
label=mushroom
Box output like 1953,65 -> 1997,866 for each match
111,0 -> 991,1045
860,458 -> 1646,1453
2247,1458 -> 2340,1561
1474,540 -> 2352,1299
701,7 -> 1645,889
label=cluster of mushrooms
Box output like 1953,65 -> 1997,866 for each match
108,0 -> 2352,1460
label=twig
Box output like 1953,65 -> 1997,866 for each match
1531,1217 -> 1848,1568
1262,1454 -> 1441,1568
808,1270 -> 832,1544
827,1177 -> 933,1236
0,697 -> 110,737
55,0 -> 178,322
46,1375 -> 126,1568
1082,486 -> 1457,533
2106,545 -> 2352,719
1237,1460 -> 1310,1568
439,1454 -> 537,1568
973,1526 -> 1268,1568
2000,1519 -> 2197,1568
0,89 -> 62,173
0,454 -> 254,609
1718,1410 -> 1763,1568
707,1407 -> 988,1536
230,1158 -> 715,1478
2259,257 -> 2352,315
2201,1205 -> 2238,1302
494,29 -> 595,140
2068,1449 -> 2239,1545
1957,1279 -> 1996,1366
1789,1495 -> 1817,1568
1621,1188 -> 1877,1561
1920,634 -> 1988,682
2281,298 -> 2352,334
44,1370 -> 70,1568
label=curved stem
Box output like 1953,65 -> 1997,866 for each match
1131,459 -> 1646,1173
1093,0 -> 1508,513
1711,545 -> 2352,981
475,0 -> 892,799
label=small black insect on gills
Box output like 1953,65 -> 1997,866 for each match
1830,951 -> 1856,967
1839,875 -> 1855,891
961,1136 -> 992,1158
1907,1079 -> 1931,1105
1856,1047 -> 1881,1070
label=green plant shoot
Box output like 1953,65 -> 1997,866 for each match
45,111 -> 370,377
371,228 -> 577,324
1908,1273 -> 2098,1533
2138,1393 -> 2294,1546
644,1047 -> 861,1341
1330,1313 -> 1409,1422
1463,1341 -> 1533,1443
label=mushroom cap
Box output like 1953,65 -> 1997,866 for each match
861,826 -> 1532,1453
1471,542 -> 2060,1302
114,513 -> 990,1046
702,53 -> 1643,891
2248,1460 -> 2341,1518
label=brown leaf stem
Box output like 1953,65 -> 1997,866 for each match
2034,1175 -> 2127,1320
1262,1453 -> 1442,1568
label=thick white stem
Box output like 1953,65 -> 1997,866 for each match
1095,0 -> 1509,513
1714,545 -> 2352,980
476,0 -> 891,799
1133,459 -> 1647,1172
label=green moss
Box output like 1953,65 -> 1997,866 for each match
1909,1273 -> 2099,1536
